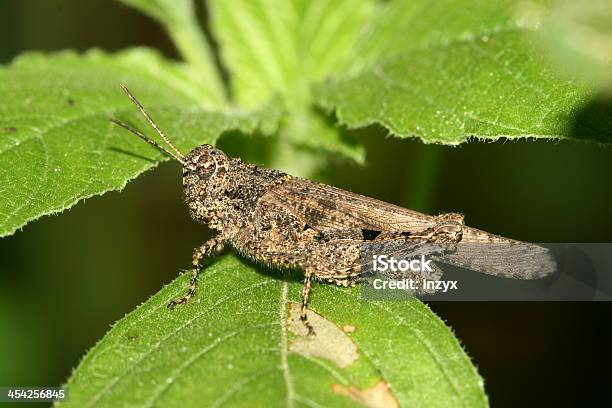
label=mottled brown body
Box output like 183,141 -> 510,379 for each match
112,85 -> 556,335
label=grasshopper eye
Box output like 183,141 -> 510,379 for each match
433,222 -> 463,237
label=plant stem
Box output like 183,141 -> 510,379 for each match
166,9 -> 226,105
269,136 -> 323,179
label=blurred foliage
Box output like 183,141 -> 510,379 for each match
0,1 -> 611,407
538,0 -> 612,92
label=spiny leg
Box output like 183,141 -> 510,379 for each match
168,236 -> 225,309
300,269 -> 316,336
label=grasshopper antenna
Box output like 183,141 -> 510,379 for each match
113,84 -> 185,163
110,117 -> 186,165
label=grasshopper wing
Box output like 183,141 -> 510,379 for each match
262,178 -> 434,231
260,177 -> 556,279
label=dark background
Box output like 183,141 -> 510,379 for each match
1,1 -> 611,407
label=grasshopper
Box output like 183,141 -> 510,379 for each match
111,85 -> 555,335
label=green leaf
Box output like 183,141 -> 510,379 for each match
208,0 -> 373,163
347,0 -> 542,74
314,0 -> 610,145
538,0 -> 612,91
58,255 -> 487,408
209,0 -> 374,109
316,30 -> 598,144
117,0 -> 226,105
0,49 -> 280,238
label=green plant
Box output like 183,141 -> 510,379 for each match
1,0 -> 610,407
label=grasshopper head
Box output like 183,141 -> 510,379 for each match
182,144 -> 231,223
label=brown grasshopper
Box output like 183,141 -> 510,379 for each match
111,85 -> 556,335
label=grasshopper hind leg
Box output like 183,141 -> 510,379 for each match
300,269 -> 316,336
